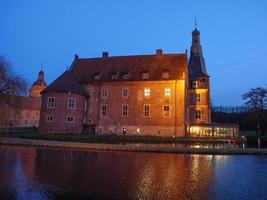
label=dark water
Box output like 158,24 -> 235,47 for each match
1,146 -> 267,200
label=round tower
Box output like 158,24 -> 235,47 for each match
29,70 -> 47,97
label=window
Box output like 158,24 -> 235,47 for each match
122,88 -> 128,98
66,116 -> 75,123
192,81 -> 198,88
89,88 -> 94,95
88,107 -> 92,113
111,72 -> 118,80
196,93 -> 200,103
144,88 -> 151,97
47,97 -> 55,108
46,115 -> 53,122
163,105 -> 170,117
101,104 -> 107,116
162,71 -> 170,79
122,104 -> 128,117
164,88 -> 171,97
144,104 -> 150,117
101,89 -> 108,98
122,73 -> 129,79
68,98 -> 76,109
93,73 -> 101,80
142,72 -> 149,79
195,110 -> 201,119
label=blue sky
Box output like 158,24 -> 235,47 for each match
0,0 -> 266,105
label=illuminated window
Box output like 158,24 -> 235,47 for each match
144,104 -> 150,117
165,88 -> 171,97
162,71 -> 170,79
163,105 -> 170,117
101,89 -> 108,98
68,98 -> 76,109
144,88 -> 151,97
46,115 -> 53,122
142,72 -> 150,79
122,104 -> 128,117
122,88 -> 128,98
101,104 -> 107,116
195,110 -> 201,119
192,81 -> 198,88
196,93 -> 200,103
47,97 -> 55,108
66,116 -> 75,123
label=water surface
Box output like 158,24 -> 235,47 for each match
0,145 -> 267,200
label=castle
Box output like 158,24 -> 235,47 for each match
38,27 -> 238,137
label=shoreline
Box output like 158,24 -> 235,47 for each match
1,137 -> 267,155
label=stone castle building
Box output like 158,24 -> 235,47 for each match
39,28 -> 238,137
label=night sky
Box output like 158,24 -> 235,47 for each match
0,0 -> 266,106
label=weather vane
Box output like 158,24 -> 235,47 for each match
194,16 -> 197,29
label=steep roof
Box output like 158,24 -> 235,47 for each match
42,70 -> 88,96
69,53 -> 188,83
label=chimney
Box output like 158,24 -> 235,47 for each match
156,49 -> 163,56
102,52 -> 108,58
74,54 -> 79,60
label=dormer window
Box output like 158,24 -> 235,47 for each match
93,73 -> 101,80
110,72 -> 118,80
122,72 -> 129,79
162,71 -> 170,79
142,71 -> 149,79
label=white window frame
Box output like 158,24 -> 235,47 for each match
66,116 -> 75,123
101,104 -> 107,117
196,93 -> 201,103
101,89 -> 108,98
144,104 -> 150,117
164,88 -> 171,97
47,97 -> 55,108
122,73 -> 129,79
68,98 -> 76,109
195,110 -> 201,119
163,105 -> 170,117
142,72 -> 150,79
162,71 -> 170,79
46,115 -> 54,122
144,88 -> 151,97
122,104 -> 128,117
122,88 -> 129,98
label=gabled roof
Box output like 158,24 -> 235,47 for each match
42,70 -> 88,96
69,53 -> 188,83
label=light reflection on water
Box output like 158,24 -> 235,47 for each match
0,145 -> 267,200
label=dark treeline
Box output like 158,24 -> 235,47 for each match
211,106 -> 267,132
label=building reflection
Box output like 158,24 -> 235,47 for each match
0,145 -> 231,199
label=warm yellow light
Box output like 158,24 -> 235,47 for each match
165,88 -> 171,97
144,88 -> 150,97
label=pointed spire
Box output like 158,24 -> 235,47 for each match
194,16 -> 197,29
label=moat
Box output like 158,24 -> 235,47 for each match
1,145 -> 267,200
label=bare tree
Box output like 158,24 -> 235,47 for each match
0,56 -> 27,127
0,56 -> 27,95
242,87 -> 267,135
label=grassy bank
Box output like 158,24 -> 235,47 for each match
0,131 -> 232,144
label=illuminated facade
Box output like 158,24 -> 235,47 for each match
39,28 -> 238,137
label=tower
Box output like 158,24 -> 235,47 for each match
188,26 -> 211,124
29,70 -> 47,97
